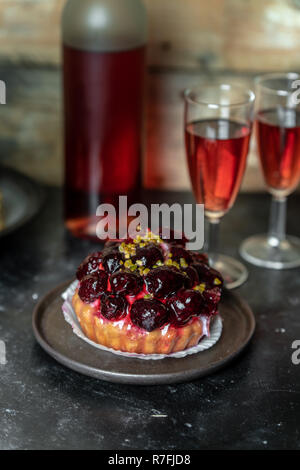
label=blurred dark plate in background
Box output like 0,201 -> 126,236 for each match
0,166 -> 44,238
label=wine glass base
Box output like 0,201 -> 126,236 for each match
210,254 -> 248,290
240,234 -> 300,269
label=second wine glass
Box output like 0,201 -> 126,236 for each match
184,83 -> 255,289
240,73 -> 300,269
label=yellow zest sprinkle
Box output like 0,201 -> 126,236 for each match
120,230 -> 164,259
136,260 -> 143,266
214,277 -> 222,286
164,258 -> 181,269
167,253 -> 173,258
180,258 -> 188,268
134,230 -> 162,245
194,283 -> 206,293
130,264 -> 137,272
143,293 -> 152,299
143,268 -> 150,275
124,260 -> 133,269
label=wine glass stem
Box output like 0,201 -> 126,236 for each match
268,196 -> 287,246
208,217 -> 220,266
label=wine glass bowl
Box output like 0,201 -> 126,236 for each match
240,73 -> 300,269
184,83 -> 255,289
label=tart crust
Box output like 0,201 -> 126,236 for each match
72,290 -> 208,355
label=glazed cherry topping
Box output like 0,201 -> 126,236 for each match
102,247 -> 124,274
130,298 -> 169,332
168,289 -> 204,327
169,245 -> 193,264
76,230 -> 223,333
78,272 -> 108,303
202,287 -> 222,316
182,265 -> 199,288
100,293 -> 128,321
133,243 -> 164,268
145,266 -> 186,299
110,270 -> 143,296
191,262 -> 223,288
76,252 -> 102,281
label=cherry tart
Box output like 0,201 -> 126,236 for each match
72,230 -> 223,355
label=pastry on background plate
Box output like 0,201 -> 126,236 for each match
72,230 -> 223,355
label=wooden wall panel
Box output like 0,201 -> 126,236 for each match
223,0 -> 300,71
144,0 -> 224,69
1,0 -> 300,71
0,0 -> 64,64
0,65 -> 265,191
145,70 -> 264,191
0,0 -> 299,191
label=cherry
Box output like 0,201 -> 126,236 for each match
133,243 -> 164,268
100,293 -> 128,321
168,289 -> 204,327
182,265 -> 199,288
191,262 -> 223,288
130,298 -> 169,332
169,245 -> 193,264
202,287 -> 222,316
78,272 -> 108,303
110,270 -> 143,296
145,266 -> 186,299
76,252 -> 102,281
102,247 -> 124,274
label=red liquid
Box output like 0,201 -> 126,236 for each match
63,44 -> 146,238
185,119 -> 251,216
256,108 -> 300,194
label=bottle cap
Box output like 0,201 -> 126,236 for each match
62,0 -> 147,52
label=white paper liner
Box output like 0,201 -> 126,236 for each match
61,280 -> 223,360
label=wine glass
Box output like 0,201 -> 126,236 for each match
184,83 -> 255,289
240,73 -> 300,269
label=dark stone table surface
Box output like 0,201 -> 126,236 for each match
0,187 -> 300,450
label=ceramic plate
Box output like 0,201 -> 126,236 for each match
32,281 -> 255,385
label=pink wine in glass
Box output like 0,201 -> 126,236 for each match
63,45 -> 145,238
256,108 -> 300,194
185,119 -> 251,217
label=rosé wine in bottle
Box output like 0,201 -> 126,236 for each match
62,0 -> 147,238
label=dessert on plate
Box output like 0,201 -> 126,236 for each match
72,230 -> 223,355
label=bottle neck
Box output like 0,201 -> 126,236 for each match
62,0 -> 147,53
